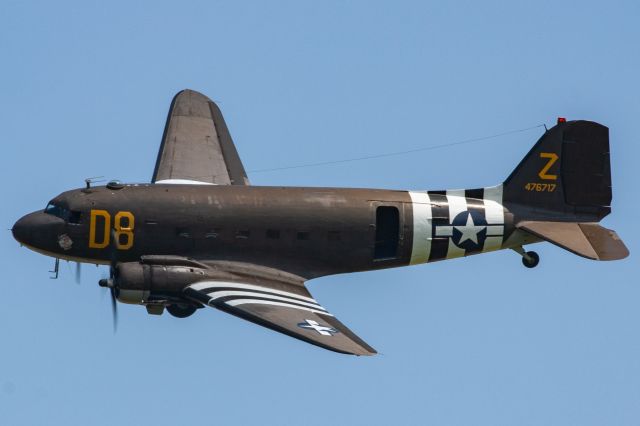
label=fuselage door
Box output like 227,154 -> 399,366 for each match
373,204 -> 401,261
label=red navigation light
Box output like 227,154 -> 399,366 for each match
557,117 -> 567,124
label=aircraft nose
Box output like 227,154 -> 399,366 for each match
12,213 -> 33,244
12,211 -> 64,247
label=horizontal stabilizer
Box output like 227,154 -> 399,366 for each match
517,221 -> 629,261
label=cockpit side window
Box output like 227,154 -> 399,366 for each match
68,211 -> 82,224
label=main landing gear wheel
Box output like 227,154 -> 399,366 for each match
521,251 -> 540,268
167,303 -> 197,318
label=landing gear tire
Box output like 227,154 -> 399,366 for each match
167,303 -> 197,318
522,251 -> 540,268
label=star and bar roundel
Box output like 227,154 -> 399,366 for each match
436,210 -> 503,251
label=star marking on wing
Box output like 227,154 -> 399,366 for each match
297,319 -> 339,336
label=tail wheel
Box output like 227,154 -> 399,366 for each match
167,303 -> 197,318
522,251 -> 540,268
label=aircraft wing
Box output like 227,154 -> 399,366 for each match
152,89 -> 250,185
183,280 -> 376,356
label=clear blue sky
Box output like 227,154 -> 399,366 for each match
2,1 -> 639,425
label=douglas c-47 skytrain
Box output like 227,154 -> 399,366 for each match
12,90 -> 629,355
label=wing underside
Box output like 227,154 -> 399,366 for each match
152,89 -> 250,186
184,281 -> 376,356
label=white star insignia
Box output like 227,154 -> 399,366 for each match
454,214 -> 486,245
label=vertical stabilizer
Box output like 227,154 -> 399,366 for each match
504,120 -> 611,222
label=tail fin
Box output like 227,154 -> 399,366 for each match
504,120 -> 611,221
504,119 -> 628,260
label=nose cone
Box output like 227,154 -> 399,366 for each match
12,212 -> 34,245
12,211 -> 65,249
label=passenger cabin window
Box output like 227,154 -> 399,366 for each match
205,229 -> 220,239
374,206 -> 400,260
327,231 -> 341,241
297,231 -> 310,241
176,228 -> 192,238
266,229 -> 280,239
236,229 -> 250,239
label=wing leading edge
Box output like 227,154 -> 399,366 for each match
184,280 -> 376,356
152,89 -> 250,186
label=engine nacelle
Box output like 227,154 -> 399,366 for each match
117,289 -> 149,305
113,257 -> 209,305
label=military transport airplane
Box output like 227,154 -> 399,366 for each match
12,90 -> 629,355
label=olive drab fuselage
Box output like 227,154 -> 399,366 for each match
21,184 -> 520,280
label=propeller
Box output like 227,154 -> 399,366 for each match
98,276 -> 118,332
75,262 -> 81,285
109,285 -> 118,332
98,229 -> 119,332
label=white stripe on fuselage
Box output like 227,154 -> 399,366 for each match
408,192 -> 433,265
446,190 -> 468,259
482,185 -> 505,252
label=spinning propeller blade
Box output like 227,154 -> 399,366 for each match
110,287 -> 118,332
75,262 -> 81,285
96,229 -> 120,333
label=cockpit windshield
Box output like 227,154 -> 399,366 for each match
44,202 -> 82,223
45,202 -> 67,219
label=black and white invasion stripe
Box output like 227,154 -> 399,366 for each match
185,282 -> 333,316
409,185 -> 505,264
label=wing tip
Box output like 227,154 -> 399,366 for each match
355,349 -> 378,356
173,88 -> 217,106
